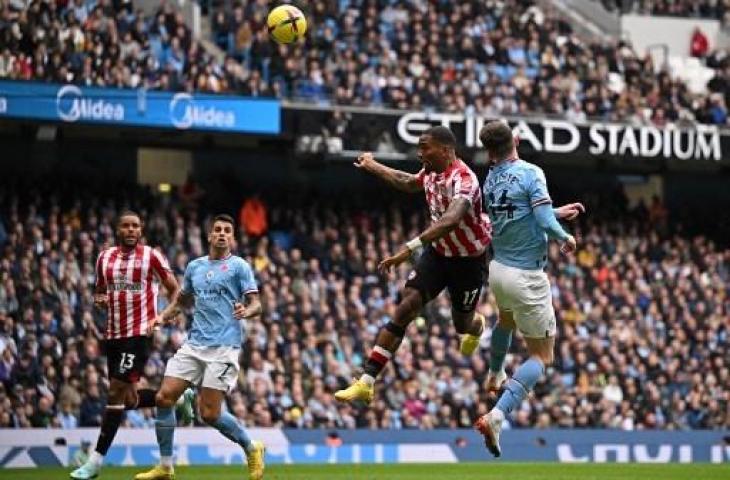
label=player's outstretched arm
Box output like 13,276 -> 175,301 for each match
554,202 -> 586,220
418,197 -> 470,244
378,198 -> 470,273
533,204 -> 576,253
354,152 -> 422,193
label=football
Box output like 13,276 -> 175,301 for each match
267,5 -> 307,44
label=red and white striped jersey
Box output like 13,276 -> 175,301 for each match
417,159 -> 492,257
95,245 -> 172,339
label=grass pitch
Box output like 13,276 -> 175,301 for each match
2,463 -> 728,480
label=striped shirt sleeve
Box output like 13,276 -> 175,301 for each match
150,248 -> 172,281
452,169 -> 477,205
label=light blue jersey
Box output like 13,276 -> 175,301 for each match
483,159 -> 563,270
182,254 -> 258,347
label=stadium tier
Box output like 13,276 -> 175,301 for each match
1,1 -> 730,126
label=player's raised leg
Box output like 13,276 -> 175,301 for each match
335,287 -> 423,404
134,376 -> 189,480
448,254 -> 488,356
452,305 -> 487,356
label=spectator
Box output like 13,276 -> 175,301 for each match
690,27 -> 709,58
239,195 -> 268,238
79,384 -> 104,427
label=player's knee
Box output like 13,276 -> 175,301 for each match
541,350 -> 555,366
155,391 -> 175,408
394,288 -> 422,324
451,311 -> 470,334
123,389 -> 138,409
384,320 -> 407,338
199,406 -> 220,425
108,382 -> 130,405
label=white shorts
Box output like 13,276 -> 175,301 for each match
164,343 -> 241,392
488,260 -> 557,338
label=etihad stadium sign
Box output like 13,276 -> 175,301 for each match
396,112 -> 722,162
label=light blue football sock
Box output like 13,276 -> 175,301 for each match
155,407 -> 176,457
489,325 -> 513,372
211,411 -> 253,453
496,357 -> 544,415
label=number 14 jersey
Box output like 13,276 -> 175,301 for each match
483,159 -> 554,270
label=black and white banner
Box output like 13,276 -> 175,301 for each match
286,106 -> 727,164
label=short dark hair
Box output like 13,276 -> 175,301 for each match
115,210 -> 142,227
479,121 -> 514,159
422,126 -> 456,148
210,213 -> 235,231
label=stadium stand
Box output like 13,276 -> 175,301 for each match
2,1 -> 730,126
598,0 -> 730,21
0,183 -> 727,431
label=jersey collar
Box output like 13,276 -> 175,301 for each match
493,157 -> 519,172
439,158 -> 461,176
208,253 -> 232,262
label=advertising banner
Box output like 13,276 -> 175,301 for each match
286,106 -> 729,165
0,81 -> 280,134
1,428 -> 727,468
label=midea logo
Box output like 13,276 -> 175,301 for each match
169,93 -> 235,130
56,85 -> 124,122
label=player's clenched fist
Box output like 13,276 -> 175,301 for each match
354,152 -> 376,171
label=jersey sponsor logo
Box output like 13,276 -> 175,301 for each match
56,85 -> 124,123
109,276 -> 143,292
195,288 -> 226,299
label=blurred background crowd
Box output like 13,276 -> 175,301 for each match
3,0 -> 730,125
0,180 -> 727,431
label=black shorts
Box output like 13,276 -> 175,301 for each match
104,336 -> 152,383
405,246 -> 487,313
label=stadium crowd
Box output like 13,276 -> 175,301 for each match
2,1 -> 730,126
0,184 -> 727,431
0,0 -> 229,92
605,0 -> 730,20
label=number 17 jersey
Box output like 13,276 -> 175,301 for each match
483,159 -> 553,270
